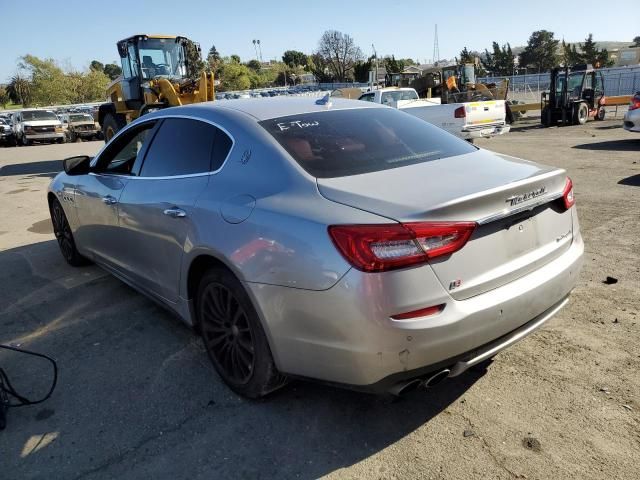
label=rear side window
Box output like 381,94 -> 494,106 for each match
140,118 -> 232,177
260,108 -> 475,178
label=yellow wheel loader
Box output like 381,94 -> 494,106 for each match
98,34 -> 214,141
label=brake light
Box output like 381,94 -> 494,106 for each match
328,222 -> 476,272
562,177 -> 575,210
630,95 -> 640,111
454,106 -> 466,118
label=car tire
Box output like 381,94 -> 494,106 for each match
69,131 -> 77,143
102,113 -> 127,143
22,135 -> 31,146
197,267 -> 287,398
57,137 -> 65,144
49,198 -> 90,267
595,106 -> 605,121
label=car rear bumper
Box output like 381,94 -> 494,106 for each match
463,123 -> 511,139
623,110 -> 640,132
246,223 -> 583,388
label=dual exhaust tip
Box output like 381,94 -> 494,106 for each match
390,368 -> 451,396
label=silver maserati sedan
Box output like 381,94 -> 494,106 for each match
48,98 -> 583,397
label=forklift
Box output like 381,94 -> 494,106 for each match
541,64 -> 606,127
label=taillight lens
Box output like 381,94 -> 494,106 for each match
629,95 -> 640,111
391,304 -> 445,320
454,106 -> 466,118
562,177 -> 575,210
328,222 -> 476,272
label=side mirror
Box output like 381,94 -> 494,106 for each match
63,155 -> 92,176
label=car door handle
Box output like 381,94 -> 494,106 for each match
102,195 -> 118,205
163,208 -> 187,218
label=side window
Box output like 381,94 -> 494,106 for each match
140,118 -> 230,177
95,122 -> 156,175
359,93 -> 374,102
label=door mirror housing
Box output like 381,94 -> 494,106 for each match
63,155 -> 92,176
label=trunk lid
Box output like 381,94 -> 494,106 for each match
462,100 -> 507,127
318,149 -> 573,299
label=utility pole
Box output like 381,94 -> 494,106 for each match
372,44 -> 379,89
252,40 -> 259,61
257,39 -> 263,63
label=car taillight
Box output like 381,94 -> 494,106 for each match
454,106 -> 466,118
328,222 -> 476,272
391,304 -> 445,320
629,95 -> 640,111
562,177 -> 575,210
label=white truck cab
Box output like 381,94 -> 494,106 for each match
14,109 -> 66,146
358,87 -> 509,141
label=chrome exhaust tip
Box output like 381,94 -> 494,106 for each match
389,379 -> 423,396
423,369 -> 451,388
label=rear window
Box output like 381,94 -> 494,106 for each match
259,108 -> 475,178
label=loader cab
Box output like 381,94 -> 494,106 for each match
117,35 -> 190,104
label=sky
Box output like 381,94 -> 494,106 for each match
1,0 -> 637,82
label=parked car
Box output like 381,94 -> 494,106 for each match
0,117 -> 15,146
623,92 -> 640,133
48,98 -> 583,398
61,113 -> 101,142
14,109 -> 65,146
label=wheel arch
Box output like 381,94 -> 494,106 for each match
98,103 -> 116,128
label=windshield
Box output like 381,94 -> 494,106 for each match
138,38 -> 187,79
69,114 -> 94,122
260,108 -> 475,178
380,90 -> 419,105
565,72 -> 585,98
22,111 -> 58,121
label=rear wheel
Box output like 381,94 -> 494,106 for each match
49,198 -> 89,267
595,106 -> 606,121
69,131 -> 77,143
574,102 -> 588,125
101,113 -> 127,143
22,135 -> 31,146
541,107 -> 552,127
197,268 -> 287,398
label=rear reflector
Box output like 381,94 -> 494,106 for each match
328,222 -> 476,272
454,106 -> 466,118
391,304 -> 445,320
562,177 -> 575,210
629,95 -> 640,111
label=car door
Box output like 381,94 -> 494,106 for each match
73,121 -> 157,270
116,117 -> 233,303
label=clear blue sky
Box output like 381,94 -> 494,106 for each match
1,0 -> 637,81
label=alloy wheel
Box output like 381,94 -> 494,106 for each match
200,283 -> 255,385
51,201 -> 74,261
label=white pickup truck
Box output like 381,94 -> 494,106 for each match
358,88 -> 510,141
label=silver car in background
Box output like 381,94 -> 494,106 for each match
623,92 -> 640,133
48,98 -> 583,397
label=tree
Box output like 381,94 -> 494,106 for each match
307,53 -> 333,83
7,74 -> 31,106
90,60 -> 104,72
579,34 -> 614,67
634,36 -> 640,47
518,30 -> 560,72
384,55 -> 404,74
561,40 -> 583,66
316,30 -> 363,81
282,50 -> 307,68
103,63 -> 122,80
184,40 -> 207,80
458,47 -> 474,64
481,42 -> 515,76
207,45 -> 221,65
19,55 -> 71,105
246,59 -> 261,71
230,54 -> 241,64
219,62 -> 251,91
353,57 -> 373,83
0,87 -> 10,108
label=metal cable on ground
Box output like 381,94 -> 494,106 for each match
0,344 -> 58,430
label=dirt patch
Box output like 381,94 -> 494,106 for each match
7,188 -> 28,194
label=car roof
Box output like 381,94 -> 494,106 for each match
179,97 -> 384,122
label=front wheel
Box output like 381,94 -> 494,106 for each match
595,106 -> 606,121
574,102 -> 588,125
101,112 -> 127,143
197,268 -> 287,398
49,198 -> 90,267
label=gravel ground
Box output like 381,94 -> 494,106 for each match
0,117 -> 638,480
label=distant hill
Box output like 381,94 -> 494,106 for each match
511,41 -> 633,57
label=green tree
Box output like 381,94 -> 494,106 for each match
246,59 -> 261,71
384,55 -> 404,74
90,60 -> 104,72
458,47 -> 474,64
316,30 -> 363,81
579,34 -> 614,67
353,57 -> 373,83
184,40 -> 207,80
7,74 -> 32,106
0,87 -> 10,108
561,40 -> 583,66
480,43 -> 514,75
230,54 -> 241,64
282,50 -> 307,68
103,63 -> 122,80
207,45 -> 221,64
518,30 -> 560,72
307,53 -> 333,82
220,62 -> 251,90
634,36 -> 640,47
19,55 -> 71,105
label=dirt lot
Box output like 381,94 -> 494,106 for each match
0,117 -> 638,480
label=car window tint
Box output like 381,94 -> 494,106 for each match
211,128 -> 233,170
96,122 -> 156,175
140,118 -> 219,177
260,108 -> 476,178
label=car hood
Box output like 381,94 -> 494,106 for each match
316,148 -> 566,223
70,121 -> 96,127
23,120 -> 62,127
